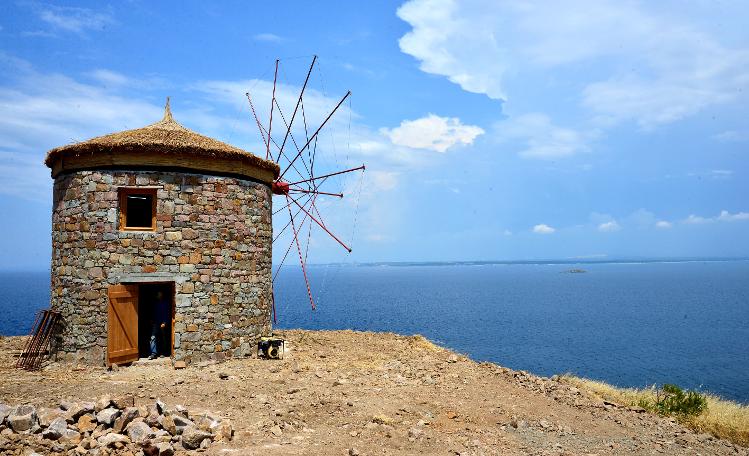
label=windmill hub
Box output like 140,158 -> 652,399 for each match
272,180 -> 290,195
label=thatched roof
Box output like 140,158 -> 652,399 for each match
45,99 -> 279,182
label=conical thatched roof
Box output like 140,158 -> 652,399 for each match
45,99 -> 279,183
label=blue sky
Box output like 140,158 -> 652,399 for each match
1,0 -> 748,270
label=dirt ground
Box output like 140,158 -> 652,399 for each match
1,330 -> 747,455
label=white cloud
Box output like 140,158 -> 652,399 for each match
655,221 -> 673,229
683,214 -> 712,224
253,33 -> 283,43
368,171 -> 399,191
714,130 -> 749,143
365,233 -> 392,243
532,224 -> 555,234
494,113 -> 593,159
382,114 -> 484,153
191,77 -> 429,172
397,0 -> 509,100
0,55 -> 414,263
683,210 -> 749,225
502,229 -> 512,236
710,170 -> 733,179
397,0 -> 749,130
717,210 -> 749,222
0,58 -> 165,200
88,69 -> 129,86
37,5 -> 113,34
624,208 -> 656,229
597,221 -> 620,232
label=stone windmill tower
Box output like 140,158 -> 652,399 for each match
44,99 -> 279,366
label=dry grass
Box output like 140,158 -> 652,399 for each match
562,374 -> 749,447
408,334 -> 443,352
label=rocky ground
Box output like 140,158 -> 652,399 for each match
1,330 -> 747,455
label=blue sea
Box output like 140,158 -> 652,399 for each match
3,260 -> 748,403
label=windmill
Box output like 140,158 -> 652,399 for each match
246,56 -> 365,321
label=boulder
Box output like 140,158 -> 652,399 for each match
155,400 -> 167,415
42,417 -> 69,440
195,415 -> 218,433
142,443 -> 160,456
172,415 -> 194,435
37,407 -> 64,427
66,402 -> 95,423
95,396 -> 112,413
96,408 -> 121,426
77,414 -> 97,433
97,432 -> 131,447
126,421 -> 153,443
181,426 -> 212,450
174,405 -> 189,419
8,404 -> 38,432
144,412 -> 160,428
0,404 -> 11,424
113,407 -> 139,433
161,415 -> 177,436
126,420 -> 153,444
58,401 -> 75,411
112,395 -> 135,410
213,420 -> 233,442
152,429 -> 171,443
156,442 -> 175,456
59,429 -> 82,445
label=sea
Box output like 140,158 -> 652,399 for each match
2,260 -> 748,403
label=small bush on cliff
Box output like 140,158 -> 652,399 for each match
563,375 -> 749,447
639,384 -> 707,417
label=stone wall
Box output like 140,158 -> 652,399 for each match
50,170 -> 273,365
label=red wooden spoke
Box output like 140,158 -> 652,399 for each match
287,164 -> 365,186
273,193 -> 314,243
273,192 -> 309,216
288,187 -> 343,198
267,59 -> 279,160
290,195 -> 352,252
255,118 -> 311,186
255,58 -> 364,317
273,98 -> 313,179
277,55 -> 317,164
312,201 -> 328,229
245,92 -> 268,151
279,91 -> 351,180
274,230 -> 298,282
273,190 -> 318,285
271,289 -> 277,324
303,206 -> 313,264
286,194 -> 316,310
273,220 -> 303,282
300,99 -> 320,194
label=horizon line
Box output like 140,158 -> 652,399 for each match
4,255 -> 749,273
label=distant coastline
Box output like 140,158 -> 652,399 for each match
311,256 -> 749,268
3,257 -> 749,273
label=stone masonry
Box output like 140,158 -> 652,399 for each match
50,170 -> 272,365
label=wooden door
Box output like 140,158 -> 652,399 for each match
107,284 -> 139,365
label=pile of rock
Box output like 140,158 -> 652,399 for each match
0,395 -> 232,455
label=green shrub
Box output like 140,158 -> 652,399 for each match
639,384 -> 708,417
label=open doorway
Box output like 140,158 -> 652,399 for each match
137,282 -> 175,359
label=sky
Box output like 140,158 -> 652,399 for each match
0,0 -> 748,270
